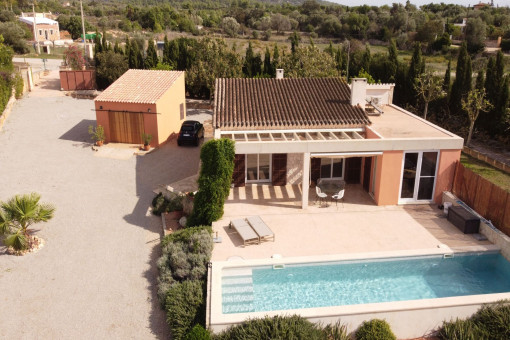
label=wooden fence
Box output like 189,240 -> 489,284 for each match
59,70 -> 96,91
453,163 -> 510,236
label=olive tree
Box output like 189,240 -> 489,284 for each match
462,88 -> 493,146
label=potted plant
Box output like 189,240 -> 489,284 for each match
88,125 -> 105,146
142,132 -> 152,151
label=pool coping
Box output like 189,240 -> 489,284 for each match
208,245 -> 509,333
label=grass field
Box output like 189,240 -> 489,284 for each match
460,154 -> 510,192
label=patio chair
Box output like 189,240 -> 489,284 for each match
246,216 -> 275,243
229,218 -> 259,246
315,186 -> 327,205
331,189 -> 345,207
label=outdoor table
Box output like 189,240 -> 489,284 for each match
317,179 -> 345,195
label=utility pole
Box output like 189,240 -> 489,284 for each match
32,3 -> 40,54
80,0 -> 86,57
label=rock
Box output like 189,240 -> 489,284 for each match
179,216 -> 187,227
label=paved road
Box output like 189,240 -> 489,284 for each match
0,69 -> 193,338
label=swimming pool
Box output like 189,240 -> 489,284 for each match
222,252 -> 510,314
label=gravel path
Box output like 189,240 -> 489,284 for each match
0,69 -> 175,338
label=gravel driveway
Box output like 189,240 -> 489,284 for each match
0,65 -> 204,338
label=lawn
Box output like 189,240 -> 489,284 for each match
460,153 -> 510,192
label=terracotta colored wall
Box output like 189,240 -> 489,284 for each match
94,101 -> 158,144
374,151 -> 403,206
434,149 -> 461,204
155,73 -> 186,145
365,126 -> 382,139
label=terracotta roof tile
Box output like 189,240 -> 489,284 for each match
95,69 -> 184,104
214,78 -> 371,130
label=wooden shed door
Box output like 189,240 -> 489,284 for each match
233,154 -> 245,187
272,154 -> 287,186
108,111 -> 144,144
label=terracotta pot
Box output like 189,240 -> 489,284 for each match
96,140 -> 104,147
143,144 -> 150,151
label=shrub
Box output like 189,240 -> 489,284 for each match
214,315 -> 346,340
63,45 -> 86,70
157,226 -> 212,301
166,279 -> 205,340
13,73 -> 23,99
355,319 -> 396,340
437,301 -> 510,340
437,318 -> 484,340
185,324 -> 211,340
187,139 -> 235,227
152,193 -> 184,216
500,39 -> 510,52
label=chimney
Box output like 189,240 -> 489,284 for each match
351,78 -> 367,108
276,69 -> 284,79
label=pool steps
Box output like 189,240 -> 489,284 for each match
222,275 -> 255,313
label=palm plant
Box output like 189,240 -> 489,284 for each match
0,193 -> 55,251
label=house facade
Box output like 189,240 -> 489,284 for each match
19,16 -> 60,42
213,75 -> 463,209
94,70 -> 186,146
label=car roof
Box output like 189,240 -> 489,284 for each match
183,120 -> 200,125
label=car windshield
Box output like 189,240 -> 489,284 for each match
182,125 -> 193,131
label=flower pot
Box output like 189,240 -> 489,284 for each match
96,140 -> 104,147
143,144 -> 150,151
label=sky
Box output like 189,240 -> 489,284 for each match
329,0 -> 510,7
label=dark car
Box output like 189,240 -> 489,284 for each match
177,120 -> 204,146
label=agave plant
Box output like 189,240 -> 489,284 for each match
0,193 -> 55,251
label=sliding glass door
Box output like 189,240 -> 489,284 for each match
319,158 -> 344,179
246,154 -> 271,183
399,151 -> 438,203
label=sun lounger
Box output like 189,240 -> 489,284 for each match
230,219 -> 260,246
246,216 -> 275,242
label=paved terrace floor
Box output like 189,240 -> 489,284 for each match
211,184 -> 492,261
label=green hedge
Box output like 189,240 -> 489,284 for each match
166,279 -> 205,340
187,138 -> 235,227
13,72 -> 22,99
151,192 -> 183,216
157,226 -> 213,340
213,315 -> 349,340
438,301 -> 510,340
157,226 -> 212,302
355,319 -> 396,340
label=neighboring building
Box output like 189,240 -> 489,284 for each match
19,16 -> 60,42
94,70 -> 186,146
473,1 -> 493,10
213,73 -> 463,209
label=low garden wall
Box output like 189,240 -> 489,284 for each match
463,146 -> 510,174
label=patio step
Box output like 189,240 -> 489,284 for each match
222,275 -> 255,314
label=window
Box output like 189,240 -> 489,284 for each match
319,158 -> 344,179
180,103 -> 184,120
50,29 -> 53,35
246,154 -> 271,182
39,29 -> 42,36
399,151 -> 438,202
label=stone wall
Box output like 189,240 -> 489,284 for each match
287,153 -> 303,184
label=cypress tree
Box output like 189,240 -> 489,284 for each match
94,31 -> 103,56
443,60 -> 451,95
101,30 -> 109,51
496,76 -> 510,126
243,42 -> 255,77
475,70 -> 484,91
252,53 -> 262,77
450,42 -> 470,113
114,41 -> 122,55
128,39 -> 139,69
361,44 -> 371,73
388,39 -> 398,82
263,46 -> 273,77
124,36 -> 131,58
484,56 -> 497,105
408,42 -> 424,104
163,36 -> 170,65
145,39 -> 158,69
272,44 -> 280,72
335,47 -> 342,74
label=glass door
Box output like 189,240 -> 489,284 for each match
319,158 -> 344,179
399,151 -> 438,202
246,154 -> 271,183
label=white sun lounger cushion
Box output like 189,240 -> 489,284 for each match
230,219 -> 259,246
246,216 -> 275,242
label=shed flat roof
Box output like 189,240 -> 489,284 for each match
95,69 -> 184,104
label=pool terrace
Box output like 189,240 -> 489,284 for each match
211,184 -> 493,262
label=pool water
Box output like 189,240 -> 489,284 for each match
222,253 -> 510,314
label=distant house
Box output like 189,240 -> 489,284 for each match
19,15 -> 60,42
213,71 -> 463,209
94,70 -> 186,146
473,2 -> 493,10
